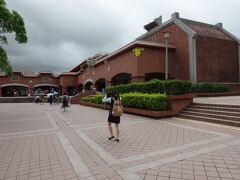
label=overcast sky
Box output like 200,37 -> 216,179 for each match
4,0 -> 240,74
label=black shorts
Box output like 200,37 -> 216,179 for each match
108,114 -> 120,124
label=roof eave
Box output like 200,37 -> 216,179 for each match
94,40 -> 176,67
218,27 -> 240,43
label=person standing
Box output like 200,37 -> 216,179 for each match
102,92 -> 121,142
62,93 -> 69,111
49,94 -> 53,105
40,94 -> 45,105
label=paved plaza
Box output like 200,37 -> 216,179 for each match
0,100 -> 240,180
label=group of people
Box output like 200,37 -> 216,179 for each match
35,94 -> 60,105
34,90 -> 123,142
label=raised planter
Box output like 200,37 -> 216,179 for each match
79,93 -> 196,118
0,97 -> 34,103
71,92 -> 96,104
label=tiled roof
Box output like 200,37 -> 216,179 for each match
181,18 -> 234,41
70,53 -> 109,72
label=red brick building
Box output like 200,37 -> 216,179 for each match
0,12 -> 239,96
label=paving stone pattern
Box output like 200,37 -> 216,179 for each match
0,101 -> 239,180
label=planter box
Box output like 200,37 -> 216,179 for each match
79,93 -> 196,118
0,97 -> 34,103
71,92 -> 96,104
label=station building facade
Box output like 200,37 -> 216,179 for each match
0,12 -> 239,96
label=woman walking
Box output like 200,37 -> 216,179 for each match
62,93 -> 69,111
102,92 -> 122,142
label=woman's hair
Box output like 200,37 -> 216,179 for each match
106,92 -> 112,98
112,91 -> 119,100
107,91 -> 119,99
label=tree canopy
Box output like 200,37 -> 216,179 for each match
0,0 -> 27,74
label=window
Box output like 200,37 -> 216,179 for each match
42,77 -> 50,82
151,36 -> 157,42
11,76 -> 19,81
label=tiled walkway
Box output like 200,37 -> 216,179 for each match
0,101 -> 240,180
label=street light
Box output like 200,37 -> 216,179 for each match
104,60 -> 107,93
163,32 -> 170,80
28,80 -> 33,97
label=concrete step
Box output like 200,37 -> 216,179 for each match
177,113 -> 240,127
189,104 -> 240,112
70,92 -> 96,104
192,102 -> 240,109
185,107 -> 240,117
180,110 -> 240,122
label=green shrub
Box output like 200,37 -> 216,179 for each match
81,93 -> 167,111
164,79 -> 193,95
106,79 -> 192,95
106,79 -> 230,94
81,94 -> 104,104
192,83 -> 230,93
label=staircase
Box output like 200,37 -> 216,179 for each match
177,103 -> 240,127
70,92 -> 96,104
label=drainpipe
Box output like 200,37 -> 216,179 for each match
189,35 -> 197,83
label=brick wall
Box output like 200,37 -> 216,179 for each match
196,36 -> 239,82
142,23 -> 190,80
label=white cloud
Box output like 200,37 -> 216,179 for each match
4,0 -> 240,73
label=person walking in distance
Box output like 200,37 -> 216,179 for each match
62,93 -> 69,111
102,91 -> 123,142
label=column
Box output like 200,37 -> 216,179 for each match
131,76 -> 145,83
62,87 -> 67,95
107,81 -> 112,87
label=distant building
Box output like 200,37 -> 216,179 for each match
0,12 -> 239,96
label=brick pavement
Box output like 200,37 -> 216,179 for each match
0,102 -> 239,180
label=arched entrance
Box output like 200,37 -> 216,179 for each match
111,73 -> 132,86
84,81 -> 93,91
1,84 -> 28,97
67,86 -> 76,96
33,84 -> 58,94
95,78 -> 106,92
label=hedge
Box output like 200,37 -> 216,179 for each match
81,94 -> 104,104
81,93 -> 167,111
192,83 -> 230,93
106,79 -> 231,94
106,79 -> 192,95
121,93 -> 167,110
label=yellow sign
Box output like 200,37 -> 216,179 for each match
133,47 -> 144,57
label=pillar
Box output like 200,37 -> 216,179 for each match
28,87 -> 33,96
62,87 -> 67,95
131,76 -> 145,83
107,81 -> 112,87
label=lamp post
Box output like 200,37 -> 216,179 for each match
28,80 -> 33,97
163,32 -> 170,80
104,60 -> 107,94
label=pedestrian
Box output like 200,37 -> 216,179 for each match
35,95 -> 40,104
102,91 -> 122,142
62,92 -> 69,111
40,94 -> 45,105
49,94 -> 53,105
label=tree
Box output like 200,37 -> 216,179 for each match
0,0 -> 27,74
